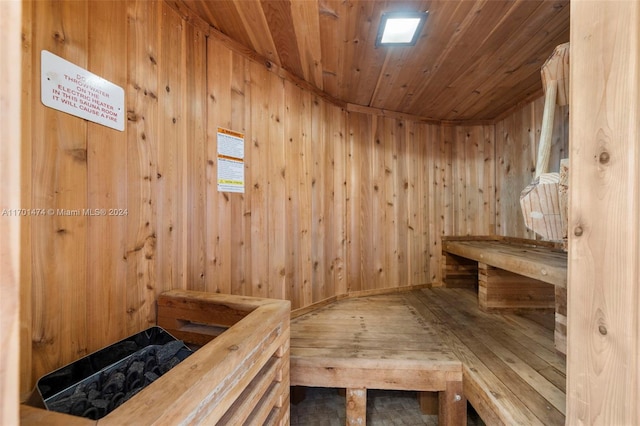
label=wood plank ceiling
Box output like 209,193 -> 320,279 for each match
178,0 -> 570,121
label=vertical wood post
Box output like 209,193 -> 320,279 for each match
0,0 -> 22,423
569,0 -> 640,424
346,387 -> 367,426
418,391 -> 439,415
478,262 -> 555,311
438,380 -> 466,425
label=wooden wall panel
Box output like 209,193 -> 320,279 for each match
406,121 -> 422,286
346,112 -> 369,292
265,69 -> 286,301
345,115 -> 437,291
28,0 -> 90,386
568,1 -> 640,424
440,124 -> 454,238
185,23 -> 208,292
495,102 -> 534,238
19,0 -> 34,397
424,123 -> 443,283
310,95 -> 326,302
441,124 -> 496,237
358,113 -> 376,291
1,0 -> 22,421
247,58 -> 267,299
86,0 -> 129,354
395,120 -> 409,288
229,52 -> 249,297
284,81 -> 304,305
206,35 -> 233,295
371,116 -> 387,289
437,98 -> 569,253
20,0 -> 208,392
330,104 -> 348,296
125,0 -> 160,336
495,98 -> 568,238
158,6 -> 188,293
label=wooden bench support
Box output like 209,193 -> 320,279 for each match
291,292 -> 466,426
290,386 -> 307,405
439,380 -> 466,426
343,386 -> 464,426
419,384 -> 467,425
555,286 -> 567,355
442,252 -> 478,289
478,262 -> 555,311
346,388 -> 367,425
419,391 -> 439,414
418,386 -> 467,425
442,236 -> 567,355
292,289 -> 565,426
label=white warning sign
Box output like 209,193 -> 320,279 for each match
217,128 -> 245,193
41,50 -> 125,131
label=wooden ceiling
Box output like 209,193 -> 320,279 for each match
179,0 -> 570,121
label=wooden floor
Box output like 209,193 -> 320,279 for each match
290,288 -> 566,426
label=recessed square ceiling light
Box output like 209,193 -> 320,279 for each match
376,11 -> 428,47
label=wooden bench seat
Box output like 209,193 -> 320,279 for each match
413,288 -> 565,425
290,294 -> 466,425
442,236 -> 568,354
442,236 -> 567,288
290,289 -> 566,426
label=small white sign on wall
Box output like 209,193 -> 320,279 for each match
41,50 -> 125,131
217,127 -> 245,193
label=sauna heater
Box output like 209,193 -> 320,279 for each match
36,326 -> 193,420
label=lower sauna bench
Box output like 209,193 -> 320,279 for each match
289,293 -> 466,426
290,289 -> 566,426
20,290 -> 291,425
442,236 -> 568,355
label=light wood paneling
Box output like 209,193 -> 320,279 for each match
20,0 -> 209,391
345,114 -> 438,292
346,112 -> 369,293
19,0 -> 566,396
441,124 -> 496,237
179,0 -> 570,121
1,0 -> 22,422
16,2 -> 640,424
29,0 -> 90,386
86,0 -> 129,355
185,22 -> 208,293
21,0 -> 441,392
265,66 -> 287,301
495,98 -> 568,238
568,1 -> 640,424
125,0 -> 161,335
19,0 -> 34,397
206,34 -> 233,295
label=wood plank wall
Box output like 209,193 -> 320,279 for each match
440,99 -> 568,240
440,124 -> 496,237
347,114 -> 440,290
19,0 -> 569,393
20,0 -> 207,394
568,1 -> 640,424
1,0 -> 22,422
495,99 -> 569,237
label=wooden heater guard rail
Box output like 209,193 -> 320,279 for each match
21,291 -> 291,426
442,235 -> 568,354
